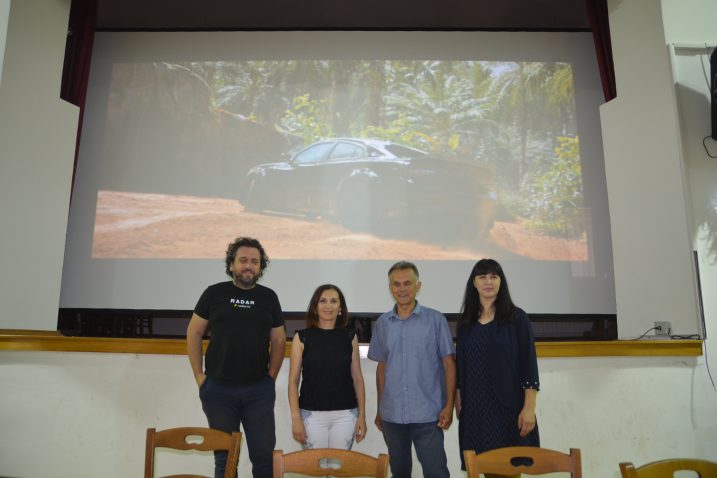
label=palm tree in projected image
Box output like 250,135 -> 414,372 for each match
485,62 -> 575,185
211,61 -> 329,128
378,61 -> 494,156
275,60 -> 390,143
213,61 -> 288,124
474,61 -> 584,236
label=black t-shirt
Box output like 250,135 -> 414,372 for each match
297,327 -> 358,411
194,281 -> 284,384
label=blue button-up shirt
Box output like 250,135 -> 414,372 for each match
368,302 -> 455,424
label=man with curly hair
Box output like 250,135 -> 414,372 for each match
187,237 -> 286,478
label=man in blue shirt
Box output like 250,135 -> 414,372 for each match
368,261 -> 456,478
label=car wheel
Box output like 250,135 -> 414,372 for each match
337,183 -> 374,232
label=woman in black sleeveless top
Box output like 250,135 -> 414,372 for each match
288,284 -> 367,450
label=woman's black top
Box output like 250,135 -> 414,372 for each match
297,327 -> 358,411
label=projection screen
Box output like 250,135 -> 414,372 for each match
60,31 -> 615,314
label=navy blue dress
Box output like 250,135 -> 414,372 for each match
457,311 -> 540,469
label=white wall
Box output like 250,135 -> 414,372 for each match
601,0 -> 700,339
662,0 -> 717,341
0,352 -> 715,478
0,0 -> 10,86
661,0 -> 717,465
0,0 -> 78,330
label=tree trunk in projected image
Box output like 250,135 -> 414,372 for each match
365,61 -> 386,130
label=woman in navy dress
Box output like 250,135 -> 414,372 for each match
456,259 -> 540,473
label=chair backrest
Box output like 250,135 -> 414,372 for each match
145,427 -> 242,478
272,448 -> 389,478
464,446 -> 582,478
620,459 -> 717,478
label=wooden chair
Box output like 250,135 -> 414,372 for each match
463,447 -> 582,478
620,459 -> 717,478
145,427 -> 242,478
272,448 -> 389,478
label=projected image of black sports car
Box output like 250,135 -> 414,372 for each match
239,138 -> 496,239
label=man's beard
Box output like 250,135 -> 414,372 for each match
233,270 -> 260,288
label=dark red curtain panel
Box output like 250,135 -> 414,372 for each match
60,0 -> 97,106
60,0 -> 98,194
586,0 -> 617,102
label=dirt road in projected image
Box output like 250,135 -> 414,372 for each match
92,191 -> 587,261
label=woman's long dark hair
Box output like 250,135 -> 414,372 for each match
305,284 -> 349,329
458,259 -> 516,327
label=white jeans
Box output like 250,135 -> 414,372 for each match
300,408 -> 358,450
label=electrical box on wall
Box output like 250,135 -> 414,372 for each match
654,321 -> 671,336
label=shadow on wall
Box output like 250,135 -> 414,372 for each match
674,74 -> 717,265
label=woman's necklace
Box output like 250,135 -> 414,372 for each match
478,308 -> 495,325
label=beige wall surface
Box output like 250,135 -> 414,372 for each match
0,0 -> 77,330
601,0 -> 699,339
0,352 -> 715,478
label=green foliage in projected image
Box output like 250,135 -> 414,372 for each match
523,136 -> 585,237
280,94 -> 332,145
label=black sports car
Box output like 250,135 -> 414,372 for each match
239,138 -> 496,238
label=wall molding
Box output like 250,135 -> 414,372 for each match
0,331 -> 702,357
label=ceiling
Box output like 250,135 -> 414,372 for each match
95,0 -> 591,31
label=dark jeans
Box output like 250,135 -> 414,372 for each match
200,375 -> 276,478
381,420 -> 449,478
